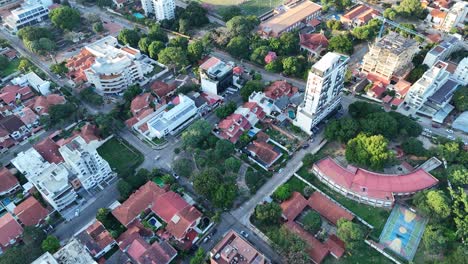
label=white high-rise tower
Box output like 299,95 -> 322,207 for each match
141,0 -> 175,21
294,52 -> 349,134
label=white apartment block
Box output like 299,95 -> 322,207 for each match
12,149 -> 77,212
249,92 -> 279,116
294,52 -> 349,134
4,0 -> 52,31
441,2 -> 467,32
141,0 -> 175,21
12,71 -> 51,95
453,57 -> 467,86
423,36 -> 460,67
134,94 -> 198,139
83,36 -> 153,95
59,136 -> 113,191
361,32 -> 418,80
405,61 -> 451,110
199,57 -> 234,95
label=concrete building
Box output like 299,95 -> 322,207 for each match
141,0 -> 175,20
453,57 -> 467,85
133,94 -> 198,139
59,136 -> 113,191
440,2 -> 467,32
35,239 -> 97,264
294,52 -> 349,134
12,72 -> 51,95
67,36 -> 153,95
258,0 -> 321,38
361,32 -> 418,81
199,57 -> 233,95
210,230 -> 268,264
12,149 -> 77,212
423,36 -> 460,67
3,0 -> 53,31
340,4 -> 379,28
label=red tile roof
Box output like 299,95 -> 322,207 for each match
247,140 -> 281,166
285,221 -> 329,263
112,182 -> 166,226
117,222 -> 152,251
78,221 -> 115,257
299,33 -> 329,52
0,213 -> 23,247
127,236 -> 149,261
13,196 -> 48,226
56,124 -> 100,146
431,9 -> 447,19
130,93 -> 153,116
199,56 -> 221,70
34,137 -> 64,164
391,98 -> 404,106
233,66 -> 243,75
0,85 -> 33,105
264,80 -> 298,100
218,113 -> 252,143
308,192 -> 354,225
242,102 -> 266,120
314,157 -> 439,201
341,4 -> 379,24
127,236 -> 177,264
280,192 -> 308,221
394,79 -> 411,97
26,94 -> 66,115
150,81 -> 176,99
324,234 -> 346,258
0,168 -> 19,194
382,95 -> 393,104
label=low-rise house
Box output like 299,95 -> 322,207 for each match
0,167 -> 20,196
234,102 -> 266,127
33,137 -> 64,164
113,0 -> 127,9
0,115 -> 29,141
76,221 -> 116,259
16,107 -> 39,129
126,236 -> 177,264
25,94 -> 66,115
151,81 -> 177,101
299,33 -> 329,58
12,72 -> 51,95
247,140 -> 282,169
249,80 -> 300,116
217,113 -> 251,143
0,127 -> 15,150
0,213 -> 23,252
210,230 -> 268,264
0,85 -> 34,107
13,196 -> 49,226
0,47 -> 17,61
340,4 -> 379,28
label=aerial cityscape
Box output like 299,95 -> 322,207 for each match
0,0 -> 466,263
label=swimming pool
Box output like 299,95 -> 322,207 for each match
288,110 -> 295,119
133,13 -> 145,19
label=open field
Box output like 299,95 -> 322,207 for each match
0,58 -> 19,78
196,0 -> 285,15
97,137 -> 144,177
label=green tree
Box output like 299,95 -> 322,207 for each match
41,235 -> 60,253
389,111 -> 422,137
303,153 -> 319,168
326,20 -> 342,30
416,190 -> 451,219
219,6 -> 242,21
452,86 -> 467,112
447,165 -> 468,187
96,208 -> 110,224
168,36 -> 189,49
265,58 -> 283,73
158,47 -> 188,70
117,179 -> 133,199
250,46 -> 270,65
360,112 -> 398,139
0,56 -> 8,70
147,23 -> 168,43
227,36 -> 250,59
383,8 -> 397,20
337,219 -> 363,249
17,59 -> 32,72
187,40 -> 205,63
348,101 -> 383,118
328,34 -> 353,54
177,2 -> 208,28
278,32 -> 299,56
345,133 -> 394,170
50,62 -> 68,75
118,28 -> 140,47
255,202 -> 282,225
302,211 -> 322,233
215,101 -> 237,119
282,56 -> 307,77
224,157 -> 241,172
437,141 -> 461,163
80,88 -> 104,106
49,6 -> 81,30
127,169 -> 150,189
173,158 -> 193,178
449,187 -> 468,240
92,21 -> 104,33
267,227 -> 308,263
18,26 -> 51,41
422,225 -> 447,251
148,41 -> 165,59
240,80 -> 264,102
273,184 -> 292,201
395,0 -> 425,18
123,85 -> 142,102
193,168 -> 222,199
182,120 -> 212,149
49,103 -> 76,123
215,139 -> 235,158
138,37 -> 152,54
401,137 -> 426,156
324,117 -> 360,143
190,248 -> 206,264
212,183 -> 237,209
406,65 -> 429,83
226,15 -> 259,36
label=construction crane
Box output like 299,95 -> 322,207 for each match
375,16 -> 427,40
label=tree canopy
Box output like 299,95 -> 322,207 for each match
240,80 -> 264,102
324,117 -> 360,143
452,86 -> 467,112
118,28 -> 141,48
49,6 -> 81,31
447,165 -> 468,187
273,184 -> 292,201
328,34 -> 353,54
227,36 -> 250,59
41,235 -> 60,253
255,203 -> 282,225
401,138 -> 426,156
182,120 -> 212,149
302,211 -> 322,233
345,133 -> 394,170
226,15 -> 259,36
158,47 -> 188,70
215,101 -> 237,119
337,219 -> 364,249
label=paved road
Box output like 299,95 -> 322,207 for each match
0,129 -> 56,165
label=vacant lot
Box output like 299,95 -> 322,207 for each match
0,58 -> 20,78
197,0 -> 284,15
97,137 -> 144,177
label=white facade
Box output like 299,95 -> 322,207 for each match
4,0 -> 52,31
453,57 -> 467,86
405,61 -> 451,110
135,94 -> 198,139
12,72 -> 51,95
248,92 -> 279,116
12,149 -> 77,212
294,52 -> 349,134
59,136 -> 113,191
423,36 -> 460,67
441,2 -> 467,32
199,58 -> 234,95
83,36 -> 153,95
141,0 -> 175,21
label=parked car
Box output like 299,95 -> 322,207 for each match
447,135 -> 455,141
446,129 -> 454,134
172,173 -> 179,179
240,230 -> 249,238
302,144 -> 310,149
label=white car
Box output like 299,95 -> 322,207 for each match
447,135 -> 455,140
446,129 -> 454,134
240,230 -> 249,238
423,128 -> 432,133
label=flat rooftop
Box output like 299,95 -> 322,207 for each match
374,32 -> 417,55
311,52 -> 349,76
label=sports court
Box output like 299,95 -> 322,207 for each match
379,204 -> 427,261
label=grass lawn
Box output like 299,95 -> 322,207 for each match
296,167 -> 390,236
286,176 -> 308,195
197,0 -> 284,15
97,137 -> 144,177
323,240 -> 393,264
0,58 -> 20,78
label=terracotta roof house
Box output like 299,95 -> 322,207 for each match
0,167 -> 20,196
367,82 -> 386,99
13,196 -> 49,226
0,213 -> 23,250
234,102 -> 266,128
25,94 -> 66,115
299,33 -> 329,57
393,79 -> 411,98
313,157 -> 439,207
34,137 -> 64,164
66,49 -> 96,84
0,115 -> 29,141
16,107 -> 39,128
0,85 -> 34,105
130,93 -> 155,116
55,123 -> 100,147
112,182 -> 167,226
0,127 -> 15,150
264,80 -> 298,100
127,236 -> 177,264
76,221 -> 117,258
151,81 -> 176,100
280,192 -> 352,263
125,108 -> 154,128
340,4 -> 379,27
247,140 -> 282,168
210,230 -> 267,264
217,113 -> 252,143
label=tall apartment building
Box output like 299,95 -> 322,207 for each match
405,61 -> 451,110
440,2 -> 467,32
59,136 -> 113,190
12,149 -> 77,212
294,52 -> 349,134
85,36 -> 152,94
423,36 -> 460,67
141,0 -> 175,21
199,57 -> 233,95
453,57 -> 467,86
361,32 -> 418,81
4,0 -> 53,31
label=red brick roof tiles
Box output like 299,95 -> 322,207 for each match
299,33 -> 329,52
151,81 -> 176,99
0,168 -> 19,194
247,140 -> 281,166
0,213 -> 23,247
264,80 -> 298,100
13,196 -> 48,226
324,234 -> 346,258
34,137 -> 64,164
308,192 -> 354,225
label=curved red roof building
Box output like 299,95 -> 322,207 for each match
312,157 -> 439,207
